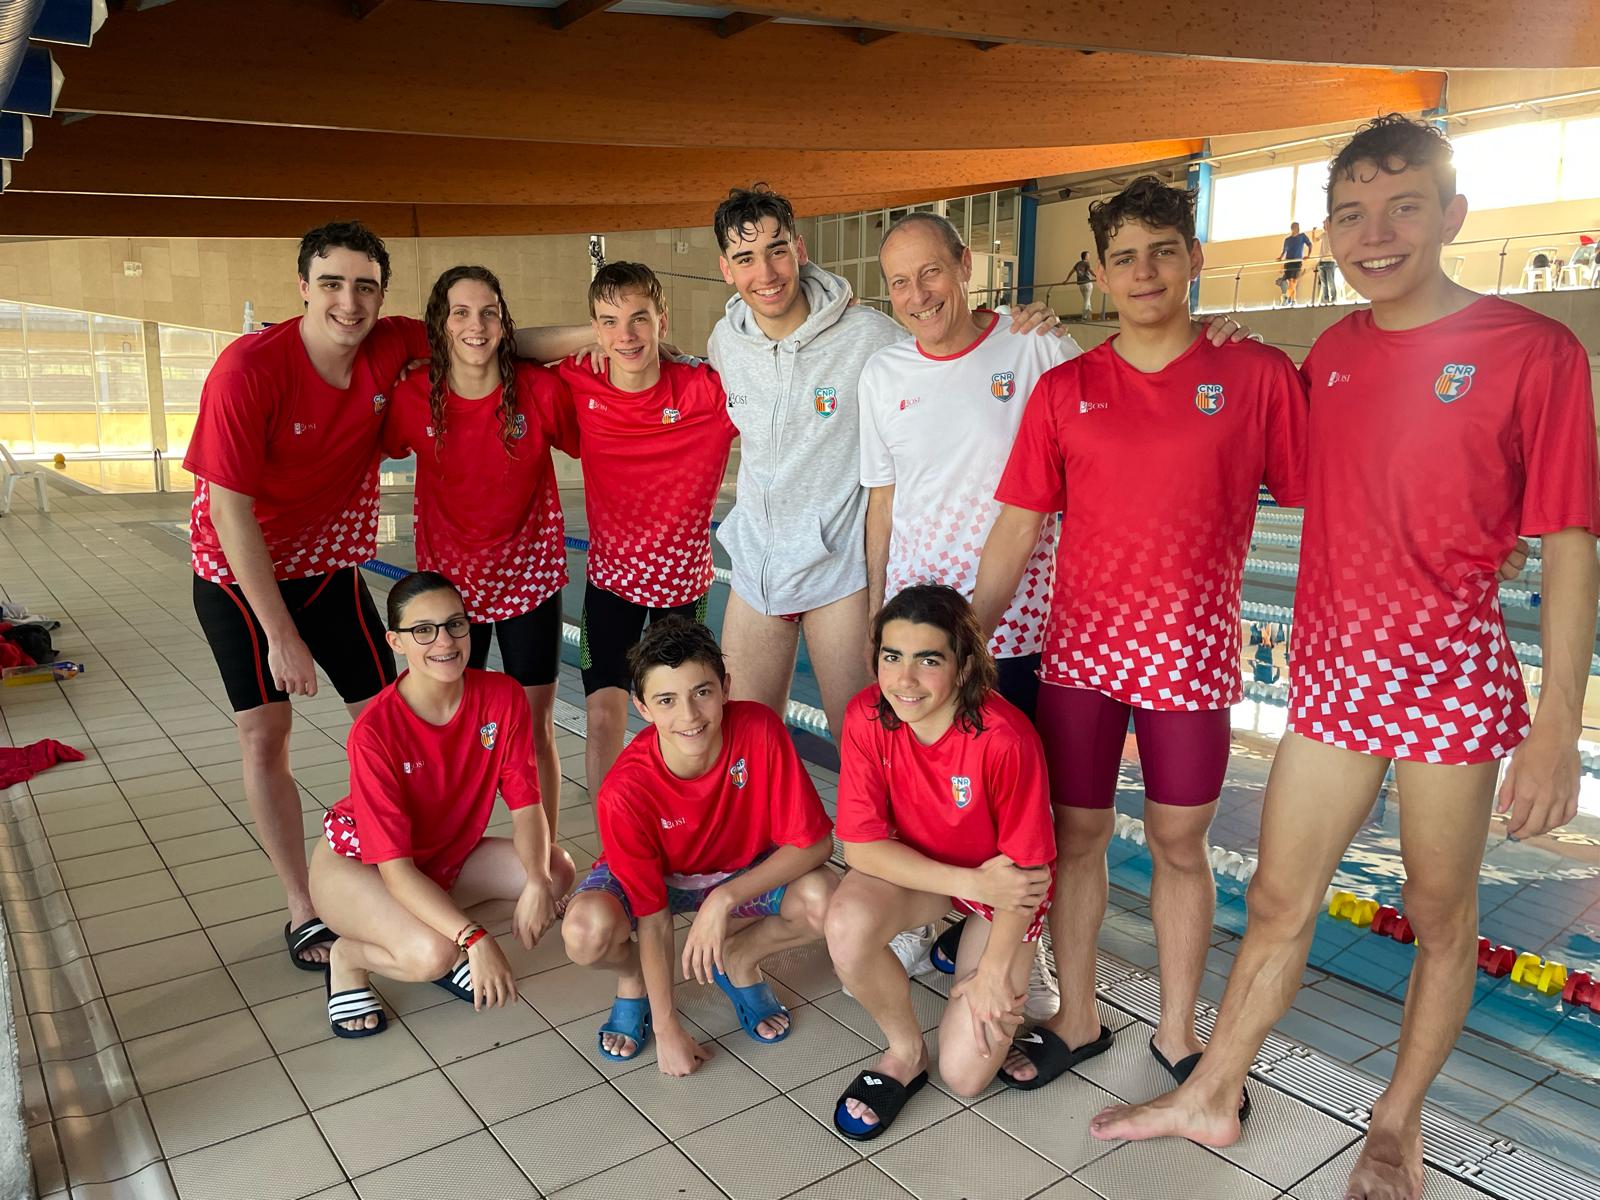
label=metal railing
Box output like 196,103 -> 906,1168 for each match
1195,229 -> 1600,314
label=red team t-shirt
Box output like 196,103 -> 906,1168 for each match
1292,297 -> 1600,763
185,316 -> 429,583
329,669 -> 541,888
555,360 -> 736,608
384,363 -> 578,622
996,336 -> 1307,711
835,686 -> 1055,870
595,701 -> 832,918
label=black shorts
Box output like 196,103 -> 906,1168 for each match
467,592 -> 563,687
193,567 -> 396,713
578,582 -> 709,695
995,652 -> 1041,723
1283,261 -> 1303,278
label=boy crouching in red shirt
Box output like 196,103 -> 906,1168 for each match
825,584 -> 1057,1140
561,617 -> 837,1077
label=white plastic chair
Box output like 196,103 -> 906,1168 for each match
0,443 -> 49,515
1559,244 -> 1597,289
1520,246 -> 1558,292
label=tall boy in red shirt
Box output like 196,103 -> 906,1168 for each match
1091,116 -> 1600,1200
561,617 -> 836,1078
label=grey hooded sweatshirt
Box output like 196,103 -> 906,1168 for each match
709,263 -> 906,615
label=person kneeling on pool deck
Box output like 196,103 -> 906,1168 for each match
308,571 -> 577,1037
561,616 -> 837,1077
824,585 -> 1056,1140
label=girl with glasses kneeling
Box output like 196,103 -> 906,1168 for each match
308,571 -> 577,1037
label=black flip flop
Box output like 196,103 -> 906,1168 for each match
833,1069 -> 930,1141
930,919 -> 966,975
998,1023 -> 1114,1091
285,917 -> 337,972
1150,1038 -> 1252,1125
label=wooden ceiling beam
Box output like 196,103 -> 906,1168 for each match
55,0 -> 1442,151
0,187 -> 974,239
717,12 -> 773,38
715,0 -> 1600,68
9,116 -> 1200,207
545,0 -> 619,30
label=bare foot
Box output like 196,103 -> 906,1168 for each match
1001,1011 -> 1106,1084
327,943 -> 379,1034
1343,1125 -> 1424,1200
1089,1086 -> 1241,1146
843,1044 -> 928,1129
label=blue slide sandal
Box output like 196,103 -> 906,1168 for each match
597,996 -> 653,1062
713,967 -> 791,1044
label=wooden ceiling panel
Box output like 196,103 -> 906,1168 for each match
52,0 -> 1443,151
9,117 -> 1199,206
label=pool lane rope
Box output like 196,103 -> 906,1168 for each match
1108,813 -> 1600,1019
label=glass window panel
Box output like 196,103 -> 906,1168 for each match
27,353 -> 95,409
1293,161 -> 1333,232
819,218 -> 839,263
946,196 -> 969,245
164,412 -> 200,457
1559,116 -> 1600,201
24,305 -> 90,352
96,411 -> 151,454
1210,165 -> 1295,242
95,356 -> 148,408
0,409 -> 32,454
841,215 -> 862,261
159,324 -> 214,357
0,301 -> 23,353
970,191 -> 993,250
1454,121 -> 1561,211
30,411 -> 99,454
995,189 -> 1018,255
91,314 -> 144,356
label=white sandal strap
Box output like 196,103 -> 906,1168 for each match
328,987 -> 383,1020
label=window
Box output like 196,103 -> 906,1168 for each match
1559,116 -> 1600,201
1292,161 -> 1331,232
1210,165 -> 1295,242
1454,121 -> 1562,211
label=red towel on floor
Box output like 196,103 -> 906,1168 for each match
0,739 -> 86,789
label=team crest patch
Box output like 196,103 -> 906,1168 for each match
371,393 -> 388,414
729,756 -> 748,788
662,407 -> 681,424
479,722 -> 498,750
990,371 -> 1016,401
1194,384 -> 1224,415
510,413 -> 528,439
813,387 -> 838,417
950,775 -> 972,809
1434,362 -> 1475,403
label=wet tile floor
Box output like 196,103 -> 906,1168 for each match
2,491 -> 1599,1199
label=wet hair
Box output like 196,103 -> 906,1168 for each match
424,265 -> 520,459
870,584 -> 997,734
588,261 -> 665,319
297,220 -> 391,289
713,183 -> 799,253
880,211 -> 966,261
1087,175 -> 1198,263
385,570 -> 461,631
1326,113 -> 1456,212
627,616 -> 727,700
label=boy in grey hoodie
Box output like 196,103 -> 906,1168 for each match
710,185 -> 1065,744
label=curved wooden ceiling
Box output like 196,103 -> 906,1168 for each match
0,0 -> 1512,237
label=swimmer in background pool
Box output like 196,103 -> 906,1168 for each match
383,265 -> 577,853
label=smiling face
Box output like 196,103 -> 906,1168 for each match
1326,159 -> 1467,309
719,215 -> 809,326
298,246 -> 385,352
880,222 -> 975,353
633,658 -> 728,771
443,278 -> 503,371
590,286 -> 665,388
386,586 -> 471,684
1096,219 -> 1201,330
876,619 -> 962,737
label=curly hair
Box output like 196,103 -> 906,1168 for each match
1087,176 -> 1198,263
423,265 -> 521,460
870,584 -> 997,735
297,220 -> 391,288
1327,113 -> 1456,211
713,183 -> 799,253
627,615 -> 727,700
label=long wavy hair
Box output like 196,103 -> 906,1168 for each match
870,584 -> 997,735
423,265 -> 520,459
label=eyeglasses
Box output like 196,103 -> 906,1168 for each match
393,615 -> 471,645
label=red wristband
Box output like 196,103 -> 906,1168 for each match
460,926 -> 488,952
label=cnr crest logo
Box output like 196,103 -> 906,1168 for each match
990,371 -> 1016,401
479,722 -> 498,750
510,413 -> 528,440
950,775 -> 972,809
729,756 -> 748,788
371,393 -> 388,414
1434,362 -> 1476,403
1194,384 -> 1225,415
814,386 -> 838,417
661,407 -> 681,424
